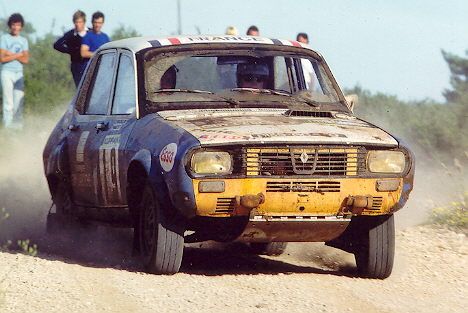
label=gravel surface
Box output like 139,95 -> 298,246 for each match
0,225 -> 466,313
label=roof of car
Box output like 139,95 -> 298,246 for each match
100,35 -> 315,54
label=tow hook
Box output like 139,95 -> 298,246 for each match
234,193 -> 265,215
345,195 -> 374,215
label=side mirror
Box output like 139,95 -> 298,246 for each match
344,94 -> 358,112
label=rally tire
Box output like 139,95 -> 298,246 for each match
250,242 -> 288,256
138,182 -> 184,274
354,215 -> 395,279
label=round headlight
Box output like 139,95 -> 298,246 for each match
190,151 -> 232,175
367,150 -> 406,173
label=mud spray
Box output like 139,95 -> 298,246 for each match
0,109 -> 466,272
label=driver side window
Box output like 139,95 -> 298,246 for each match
85,52 -> 116,115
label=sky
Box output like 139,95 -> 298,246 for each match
2,0 -> 467,102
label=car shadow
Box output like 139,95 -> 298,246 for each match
181,243 -> 357,277
4,225 -> 358,278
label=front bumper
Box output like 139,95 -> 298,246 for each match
192,177 -> 404,217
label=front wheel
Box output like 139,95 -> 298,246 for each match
353,215 -> 395,279
138,183 -> 184,274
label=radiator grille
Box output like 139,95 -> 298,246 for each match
371,196 -> 383,209
239,146 -> 365,177
362,196 -> 384,213
215,197 -> 236,214
266,181 -> 341,193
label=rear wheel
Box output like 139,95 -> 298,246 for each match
353,215 -> 395,279
138,182 -> 184,274
250,242 -> 288,256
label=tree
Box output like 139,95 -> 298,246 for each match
442,50 -> 468,149
23,32 -> 75,114
442,50 -> 468,102
111,24 -> 141,41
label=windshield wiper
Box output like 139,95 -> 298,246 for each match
230,88 -> 291,97
153,89 -> 214,94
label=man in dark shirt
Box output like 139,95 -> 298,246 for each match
80,11 -> 110,62
53,10 -> 88,87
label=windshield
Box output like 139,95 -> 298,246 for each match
144,49 -> 346,111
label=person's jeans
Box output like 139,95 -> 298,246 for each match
1,70 -> 24,129
71,62 -> 87,87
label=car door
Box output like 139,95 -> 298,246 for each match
67,49 -> 118,207
94,50 -> 139,207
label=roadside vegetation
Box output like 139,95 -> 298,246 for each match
429,194 -> 467,234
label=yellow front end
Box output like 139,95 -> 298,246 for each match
193,178 -> 403,217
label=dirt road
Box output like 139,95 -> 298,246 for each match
0,225 -> 466,313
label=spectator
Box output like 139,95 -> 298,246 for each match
80,11 -> 110,62
246,25 -> 259,36
296,32 -> 309,44
225,26 -> 238,36
54,10 -> 88,87
296,32 -> 315,89
0,13 -> 29,129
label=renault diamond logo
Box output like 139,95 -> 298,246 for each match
300,152 -> 309,163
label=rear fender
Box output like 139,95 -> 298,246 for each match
45,138 -> 69,181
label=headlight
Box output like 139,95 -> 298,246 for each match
190,151 -> 232,175
367,150 -> 406,173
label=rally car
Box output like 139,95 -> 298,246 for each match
43,35 -> 414,278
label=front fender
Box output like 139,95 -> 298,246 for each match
390,138 -> 416,212
130,149 -> 152,174
128,114 -> 200,219
150,131 -> 200,219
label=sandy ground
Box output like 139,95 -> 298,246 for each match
0,224 -> 466,313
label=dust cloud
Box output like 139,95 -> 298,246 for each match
0,111 -> 137,268
393,140 -> 466,229
0,113 -> 58,244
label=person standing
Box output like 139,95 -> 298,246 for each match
53,10 -> 88,87
296,32 -> 309,44
296,33 -> 315,90
80,11 -> 110,62
225,26 -> 238,36
246,25 -> 259,36
0,13 -> 29,129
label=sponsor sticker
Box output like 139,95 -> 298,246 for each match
159,143 -> 177,172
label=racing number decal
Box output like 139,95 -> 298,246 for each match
99,135 -> 122,204
76,131 -> 90,162
159,143 -> 177,172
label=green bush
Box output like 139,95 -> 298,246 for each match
430,193 -> 468,232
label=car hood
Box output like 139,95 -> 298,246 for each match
158,108 -> 397,146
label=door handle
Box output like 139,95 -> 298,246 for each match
68,124 -> 79,131
95,122 -> 108,131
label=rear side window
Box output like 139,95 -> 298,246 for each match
86,52 -> 116,115
112,54 -> 136,114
